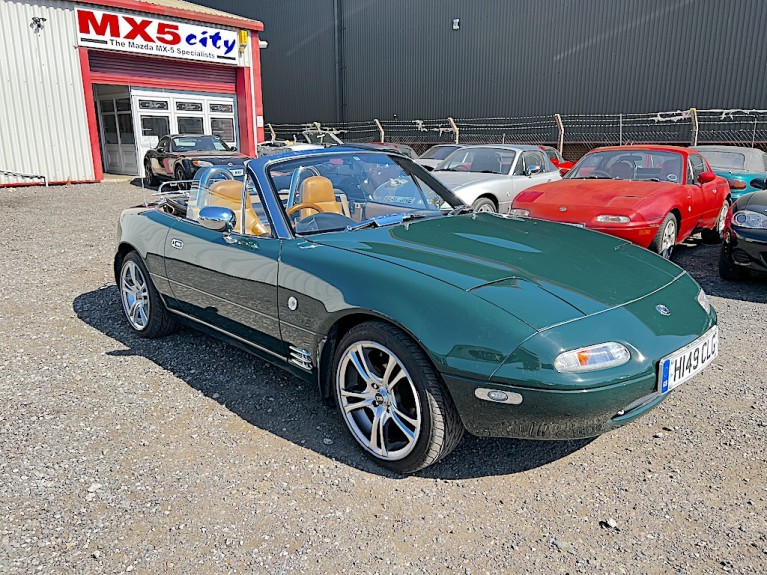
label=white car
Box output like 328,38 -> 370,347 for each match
431,145 -> 561,213
416,144 -> 466,170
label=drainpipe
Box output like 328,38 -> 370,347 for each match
333,0 -> 345,124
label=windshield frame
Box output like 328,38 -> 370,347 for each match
171,135 -> 231,153
564,149 -> 685,183
434,146 -> 516,175
255,150 -> 466,239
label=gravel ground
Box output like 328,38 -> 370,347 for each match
1,182 -> 765,575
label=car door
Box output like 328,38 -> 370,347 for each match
163,187 -> 284,359
685,154 -> 717,228
513,151 -> 559,195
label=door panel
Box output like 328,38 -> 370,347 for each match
141,116 -> 171,176
164,218 -> 284,357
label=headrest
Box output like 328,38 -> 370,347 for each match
301,176 -> 335,203
209,180 -> 244,200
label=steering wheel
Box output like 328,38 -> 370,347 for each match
286,203 -> 323,216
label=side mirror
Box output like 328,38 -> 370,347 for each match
697,171 -> 717,184
525,165 -> 542,177
750,178 -> 767,190
230,146 -> 237,151
199,206 -> 236,232
559,167 -> 570,177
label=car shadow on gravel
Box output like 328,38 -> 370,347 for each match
671,240 -> 767,304
74,286 -> 593,479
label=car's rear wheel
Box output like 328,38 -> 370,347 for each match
333,321 -> 464,474
119,252 -> 178,338
472,197 -> 497,213
650,213 -> 677,259
718,241 -> 749,281
144,160 -> 159,187
174,166 -> 188,190
701,200 -> 730,244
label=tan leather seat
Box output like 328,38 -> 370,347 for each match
208,180 -> 269,236
299,176 -> 343,218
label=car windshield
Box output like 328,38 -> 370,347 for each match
436,147 -> 515,174
420,145 -> 459,160
565,150 -> 684,183
171,135 -> 230,152
267,151 -> 464,235
696,151 -> 746,170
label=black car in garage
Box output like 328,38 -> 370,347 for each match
143,134 -> 250,188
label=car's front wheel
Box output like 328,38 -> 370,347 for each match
333,321 -> 464,473
701,200 -> 730,244
174,166 -> 188,190
718,240 -> 749,281
119,252 -> 178,338
471,197 -> 497,213
650,213 -> 677,259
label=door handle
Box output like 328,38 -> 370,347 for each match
170,238 -> 183,250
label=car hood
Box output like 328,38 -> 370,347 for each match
431,171 -> 507,191
524,179 -> 675,207
308,214 -> 682,330
744,190 -> 767,212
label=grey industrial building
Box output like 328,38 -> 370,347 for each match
191,0 -> 767,125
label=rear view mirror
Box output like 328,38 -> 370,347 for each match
698,171 -> 717,184
199,206 -> 236,232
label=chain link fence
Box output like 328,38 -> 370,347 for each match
266,108 -> 767,160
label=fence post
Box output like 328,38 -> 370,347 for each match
374,119 -> 384,142
267,123 -> 276,141
447,117 -> 459,144
554,114 -> 564,154
619,114 -> 623,145
752,116 -> 758,147
689,107 -> 699,146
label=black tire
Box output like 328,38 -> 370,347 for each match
119,252 -> 178,338
701,200 -> 730,244
174,166 -> 188,190
333,321 -> 464,474
718,241 -> 748,281
471,197 -> 497,213
144,160 -> 159,187
649,213 -> 677,259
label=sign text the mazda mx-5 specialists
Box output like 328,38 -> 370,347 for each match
76,8 -> 243,65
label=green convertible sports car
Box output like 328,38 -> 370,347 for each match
115,146 -> 718,473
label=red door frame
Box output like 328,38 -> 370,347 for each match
79,50 -> 259,182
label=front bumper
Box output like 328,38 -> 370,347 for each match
724,226 -> 767,272
442,371 -> 666,439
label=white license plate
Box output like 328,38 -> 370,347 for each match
230,169 -> 244,176
658,326 -> 718,393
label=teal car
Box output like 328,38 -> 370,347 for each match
692,145 -> 767,198
115,147 -> 718,473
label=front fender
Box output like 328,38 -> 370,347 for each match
277,240 -> 536,382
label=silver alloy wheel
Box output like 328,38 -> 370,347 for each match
336,341 -> 422,461
120,260 -> 150,330
717,202 -> 728,234
475,203 -> 495,213
661,218 -> 676,258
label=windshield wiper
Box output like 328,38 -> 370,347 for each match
585,175 -> 611,179
347,212 -> 429,232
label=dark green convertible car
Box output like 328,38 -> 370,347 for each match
115,147 -> 718,473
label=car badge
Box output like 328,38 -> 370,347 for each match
655,304 -> 671,316
559,206 -> 567,212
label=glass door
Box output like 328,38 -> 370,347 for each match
134,97 -> 171,179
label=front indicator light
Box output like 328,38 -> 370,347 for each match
732,210 -> 767,229
554,342 -> 630,373
596,215 -> 631,223
192,160 -> 214,167
697,289 -> 711,313
509,209 -> 530,217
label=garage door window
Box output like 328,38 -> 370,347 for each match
211,118 -> 235,142
178,116 -> 204,135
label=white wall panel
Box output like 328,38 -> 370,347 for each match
0,0 -> 93,184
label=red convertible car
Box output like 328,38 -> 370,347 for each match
510,145 -> 731,258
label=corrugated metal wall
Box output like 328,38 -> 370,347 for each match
193,0 -> 767,124
0,0 -> 93,184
